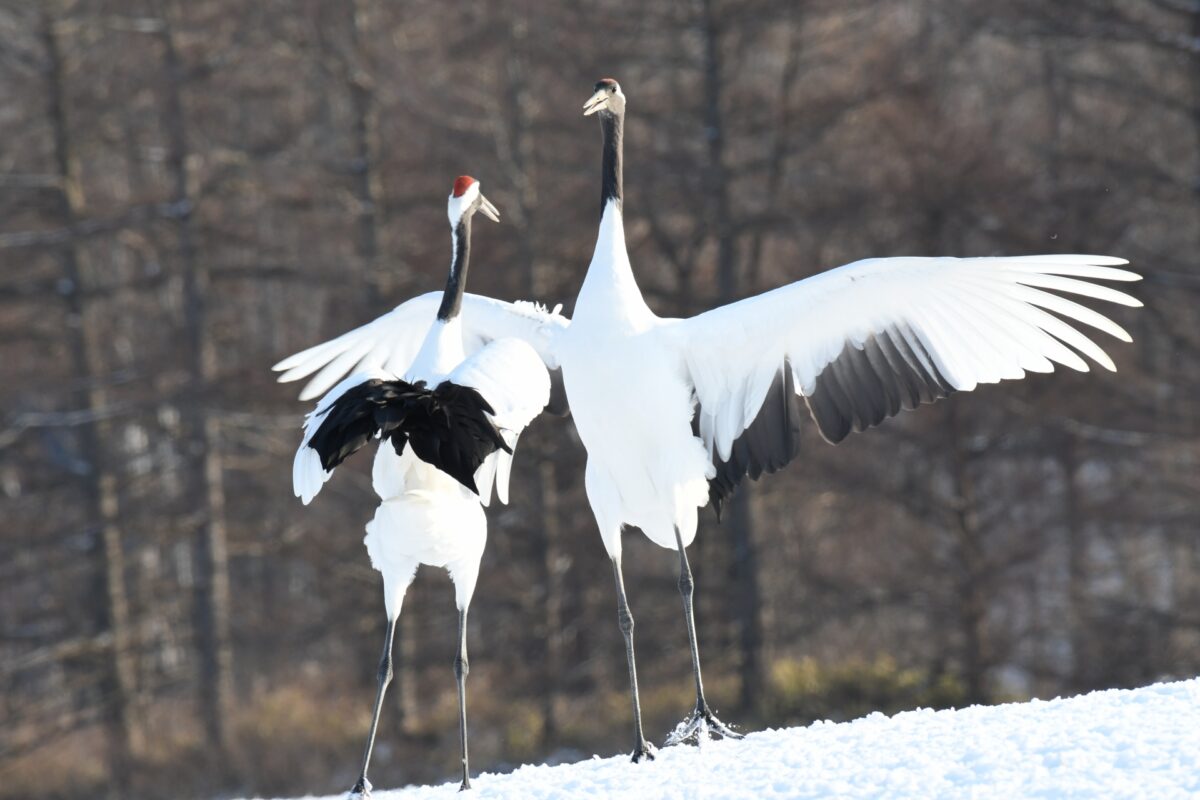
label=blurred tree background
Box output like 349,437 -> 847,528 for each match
0,0 -> 1196,797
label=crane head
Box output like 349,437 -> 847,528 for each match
447,176 -> 500,225
583,78 -> 625,117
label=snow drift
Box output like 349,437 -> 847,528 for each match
250,678 -> 1200,799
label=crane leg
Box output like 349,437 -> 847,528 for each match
351,616 -> 398,798
665,527 -> 743,746
611,556 -> 656,762
454,607 -> 471,791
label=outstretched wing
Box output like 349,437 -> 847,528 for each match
450,338 -> 552,506
661,255 -> 1142,515
273,292 -> 569,403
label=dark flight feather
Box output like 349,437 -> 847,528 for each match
306,378 -> 509,494
702,364 -> 805,519
803,326 -> 955,445
702,325 -> 958,516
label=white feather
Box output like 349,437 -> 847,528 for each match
273,293 -> 569,401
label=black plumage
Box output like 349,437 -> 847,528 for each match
307,378 -> 509,494
599,109 -> 623,211
703,365 -> 805,519
803,324 -> 955,444
703,324 -> 957,515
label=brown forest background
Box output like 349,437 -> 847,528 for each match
1,1 -> 1197,798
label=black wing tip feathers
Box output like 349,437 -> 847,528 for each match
805,327 -> 956,445
705,326 -> 960,516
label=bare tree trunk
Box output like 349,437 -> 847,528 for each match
744,10 -> 801,290
1040,47 -> 1066,231
40,5 -> 139,787
1192,6 -> 1200,200
1059,433 -> 1089,688
701,0 -> 764,712
495,7 -> 565,743
329,0 -> 418,733
154,0 -> 233,756
1041,45 -> 1089,691
946,405 -> 989,705
346,0 -> 385,310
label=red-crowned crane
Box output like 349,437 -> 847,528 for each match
286,177 -> 550,795
275,81 -> 1143,763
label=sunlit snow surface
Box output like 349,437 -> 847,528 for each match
254,679 -> 1200,800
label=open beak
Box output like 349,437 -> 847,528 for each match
582,89 -> 608,116
478,194 -> 500,222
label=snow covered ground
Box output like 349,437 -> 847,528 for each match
255,678 -> 1200,800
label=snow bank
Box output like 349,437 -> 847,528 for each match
254,678 -> 1200,799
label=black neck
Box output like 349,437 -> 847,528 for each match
437,218 -> 471,321
600,109 -> 623,212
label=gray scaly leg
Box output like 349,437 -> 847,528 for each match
455,608 -> 471,791
350,617 -> 397,798
665,528 -> 743,746
612,557 -> 656,762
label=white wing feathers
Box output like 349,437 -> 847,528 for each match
273,292 -> 568,401
286,255 -> 1138,510
670,255 -> 1141,461
452,338 -> 552,506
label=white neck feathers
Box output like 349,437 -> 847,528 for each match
408,315 -> 465,383
575,200 -> 652,328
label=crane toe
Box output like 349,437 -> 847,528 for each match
630,740 -> 657,763
665,701 -> 743,747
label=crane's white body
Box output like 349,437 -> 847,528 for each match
360,299 -> 484,618
558,204 -> 711,556
291,313 -> 550,617
289,180 -> 550,618
284,177 -> 544,792
555,199 -> 1144,563
366,333 -> 548,615
366,448 -> 486,617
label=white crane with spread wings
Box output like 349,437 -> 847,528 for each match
275,82 -> 1142,763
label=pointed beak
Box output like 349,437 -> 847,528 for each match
582,89 -> 608,116
478,194 -> 500,223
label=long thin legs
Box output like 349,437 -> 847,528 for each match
351,617 -> 398,797
611,557 -> 656,762
666,527 -> 742,745
454,608 -> 471,791
676,530 -> 706,700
